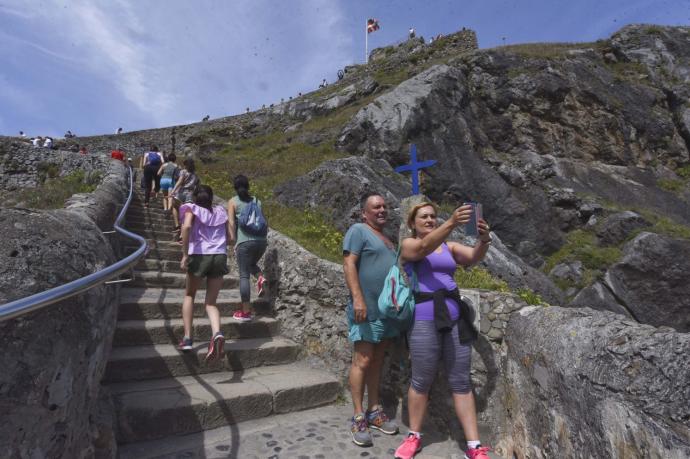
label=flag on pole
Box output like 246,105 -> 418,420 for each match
367,18 -> 380,33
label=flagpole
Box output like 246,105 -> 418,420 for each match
365,20 -> 368,64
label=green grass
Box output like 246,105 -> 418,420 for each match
657,178 -> 685,193
676,165 -> 690,179
499,41 -> 606,59
455,267 -> 510,292
5,170 -> 102,209
544,229 -> 622,273
516,288 -> 547,306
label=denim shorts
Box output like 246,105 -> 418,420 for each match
346,302 -> 399,343
160,177 -> 173,191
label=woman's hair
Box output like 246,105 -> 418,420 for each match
167,153 -> 176,163
183,158 -> 195,174
233,174 -> 251,202
193,184 -> 213,211
406,201 -> 439,236
150,145 -> 159,151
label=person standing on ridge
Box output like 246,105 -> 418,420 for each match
343,191 -> 400,447
140,146 -> 163,208
227,174 -> 268,323
177,185 -> 231,362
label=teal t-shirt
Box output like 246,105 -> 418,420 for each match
343,223 -> 397,321
232,196 -> 267,246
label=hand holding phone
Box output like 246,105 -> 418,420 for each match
463,202 -> 482,237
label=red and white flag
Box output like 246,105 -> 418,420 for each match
367,18 -> 380,33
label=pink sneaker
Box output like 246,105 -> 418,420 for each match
465,445 -> 491,459
256,274 -> 266,296
232,310 -> 253,322
394,434 -> 422,459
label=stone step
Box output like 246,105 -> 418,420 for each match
125,220 -> 175,232
130,271 -> 238,289
126,212 -> 174,223
135,258 -> 189,273
113,316 -> 279,346
127,208 -> 169,219
105,337 -> 301,382
127,245 -> 181,262
118,288 -> 269,320
128,229 -> 176,241
109,364 -> 341,444
117,403 -> 489,459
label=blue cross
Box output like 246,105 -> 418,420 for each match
394,144 -> 437,195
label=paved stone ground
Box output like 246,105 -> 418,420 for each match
119,402 -> 502,459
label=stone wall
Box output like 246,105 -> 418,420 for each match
502,306 -> 690,459
0,159 -> 129,458
0,137 -> 109,192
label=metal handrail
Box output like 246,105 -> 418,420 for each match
0,165 -> 148,322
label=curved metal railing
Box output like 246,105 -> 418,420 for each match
0,165 -> 148,322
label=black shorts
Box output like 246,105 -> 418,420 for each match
187,254 -> 229,278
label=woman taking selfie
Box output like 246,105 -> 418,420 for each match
394,202 -> 492,459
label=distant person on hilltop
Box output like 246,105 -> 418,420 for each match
409,27 -> 416,39
202,115 -> 210,122
140,146 -> 164,208
43,137 -> 53,148
31,137 -> 40,147
64,130 -> 76,138
79,146 -> 88,155
116,127 -> 123,134
19,131 -> 26,138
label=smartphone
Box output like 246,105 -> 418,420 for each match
463,202 -> 482,237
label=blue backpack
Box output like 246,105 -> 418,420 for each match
238,197 -> 268,237
378,248 -> 417,331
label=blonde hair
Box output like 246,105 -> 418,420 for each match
406,202 -> 439,236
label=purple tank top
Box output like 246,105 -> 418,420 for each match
406,243 -> 459,321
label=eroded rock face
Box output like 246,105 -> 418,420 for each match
605,232 -> 690,332
503,306 -> 690,459
274,156 -> 409,241
0,160 -> 127,458
595,211 -> 651,245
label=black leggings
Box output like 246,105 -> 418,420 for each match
143,165 -> 161,204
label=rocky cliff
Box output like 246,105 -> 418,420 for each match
0,155 -> 128,457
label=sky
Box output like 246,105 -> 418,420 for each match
0,0 -> 688,138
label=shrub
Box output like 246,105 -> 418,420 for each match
516,288 -> 546,306
6,170 -> 101,209
657,178 -> 685,193
455,267 -> 510,292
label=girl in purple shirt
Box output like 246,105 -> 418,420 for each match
394,201 -> 493,459
177,185 -> 233,362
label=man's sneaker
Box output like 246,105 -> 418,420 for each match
256,275 -> 266,296
350,413 -> 373,447
178,337 -> 193,352
205,332 -> 225,362
395,433 -> 422,459
464,445 -> 491,459
366,405 -> 399,434
232,310 -> 253,322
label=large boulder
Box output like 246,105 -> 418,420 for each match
274,156 -> 410,241
503,306 -> 690,459
595,211 -> 651,245
605,232 -> 690,332
568,282 -> 631,318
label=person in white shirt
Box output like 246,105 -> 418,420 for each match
43,137 -> 53,148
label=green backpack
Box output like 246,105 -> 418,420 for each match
377,248 -> 417,331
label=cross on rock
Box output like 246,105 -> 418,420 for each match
394,144 -> 437,195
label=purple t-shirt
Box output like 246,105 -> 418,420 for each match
179,204 -> 228,255
406,243 -> 460,321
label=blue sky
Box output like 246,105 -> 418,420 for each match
1,0 -> 688,138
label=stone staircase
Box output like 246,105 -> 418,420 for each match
103,191 -> 340,450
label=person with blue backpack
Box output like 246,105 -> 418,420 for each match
394,201 -> 492,459
139,145 -> 163,208
227,174 -> 268,322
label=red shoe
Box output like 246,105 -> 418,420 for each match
205,332 -> 225,362
256,275 -> 266,296
395,434 -> 422,459
464,445 -> 491,459
232,310 -> 253,322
